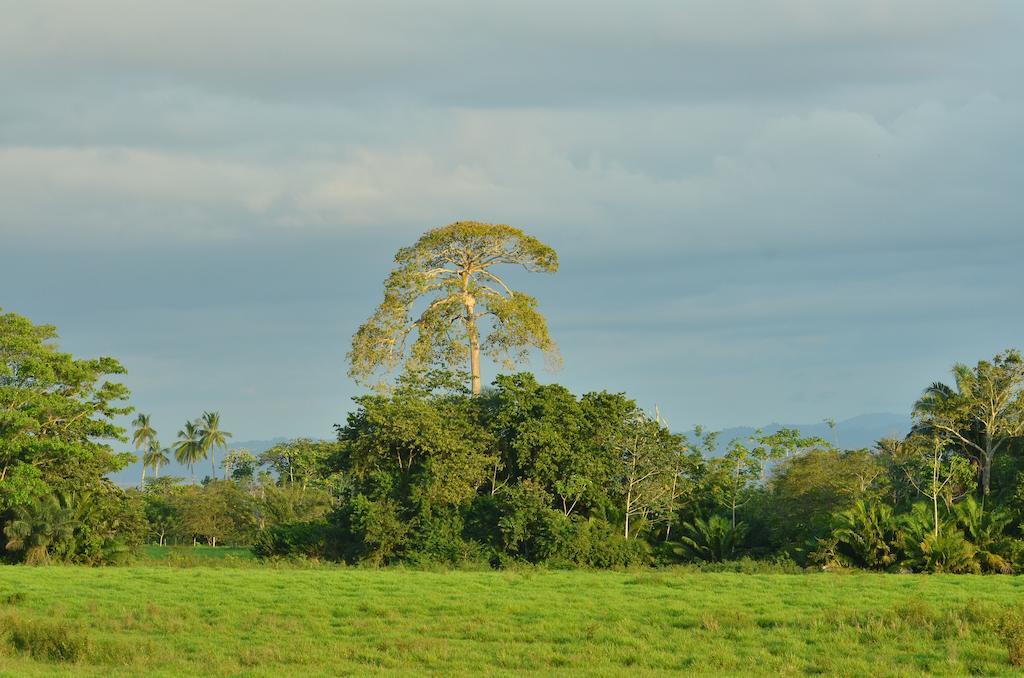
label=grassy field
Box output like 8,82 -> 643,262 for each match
1,565 -> 1022,676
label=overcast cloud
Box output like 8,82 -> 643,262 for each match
2,1 -> 1022,454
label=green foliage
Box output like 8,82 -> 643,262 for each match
173,421 -> 204,484
0,309 -> 139,563
258,439 -> 340,488
952,495 -> 1014,573
675,515 -> 748,562
198,411 -> 232,480
768,448 -> 888,555
706,428 -> 827,530
900,504 -> 979,574
253,521 -> 333,560
913,349 -> 1024,497
344,495 -> 409,565
814,500 -> 901,570
220,448 -> 258,481
2,494 -> 77,564
349,221 -> 559,393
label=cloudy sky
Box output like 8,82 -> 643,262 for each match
3,1 -> 1022,447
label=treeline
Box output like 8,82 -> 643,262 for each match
4,304 -> 1024,573
138,441 -> 339,548
247,360 -> 1024,572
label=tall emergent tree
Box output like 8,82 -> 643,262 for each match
913,350 -> 1024,498
349,221 -> 559,395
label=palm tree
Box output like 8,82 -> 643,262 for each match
174,420 -> 204,484
823,500 -> 900,570
143,439 -> 170,480
199,411 -> 232,481
3,494 -> 79,565
131,413 -> 158,485
953,496 -> 1014,573
675,515 -> 748,562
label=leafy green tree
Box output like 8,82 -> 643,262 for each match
618,411 -> 682,539
174,421 -> 203,484
769,448 -> 888,553
131,413 -> 158,485
0,309 -> 138,562
889,434 -> 973,538
655,427 -> 707,541
255,482 -> 333,527
341,388 -> 496,506
141,486 -> 179,546
349,221 -> 559,394
221,449 -> 259,481
487,374 -> 624,513
259,439 -> 338,489
913,350 -> 1024,498
708,428 -> 826,528
176,481 -> 255,547
198,411 -> 232,481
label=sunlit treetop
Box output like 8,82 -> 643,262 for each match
349,221 -> 560,394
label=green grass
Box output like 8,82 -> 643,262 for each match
1,566 -> 1022,675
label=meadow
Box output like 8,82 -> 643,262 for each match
1,565 -> 1023,676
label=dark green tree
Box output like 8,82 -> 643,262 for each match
0,309 -> 140,562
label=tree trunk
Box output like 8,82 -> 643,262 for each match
141,465 -> 146,487
981,442 -> 993,499
211,449 -> 217,481
465,296 -> 481,395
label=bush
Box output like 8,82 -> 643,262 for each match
253,521 -> 333,560
911,528 -> 980,574
544,517 -> 650,568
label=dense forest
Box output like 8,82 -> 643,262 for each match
3,224 -> 1023,572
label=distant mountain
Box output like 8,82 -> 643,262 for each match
110,437 -> 293,487
694,413 -> 911,456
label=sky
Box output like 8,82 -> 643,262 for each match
2,0 -> 1023,447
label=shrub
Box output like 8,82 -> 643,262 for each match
911,528 -> 980,574
996,609 -> 1024,667
674,515 -> 748,563
253,521 -> 333,560
813,501 -> 900,570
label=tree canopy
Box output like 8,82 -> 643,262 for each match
349,221 -> 559,394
